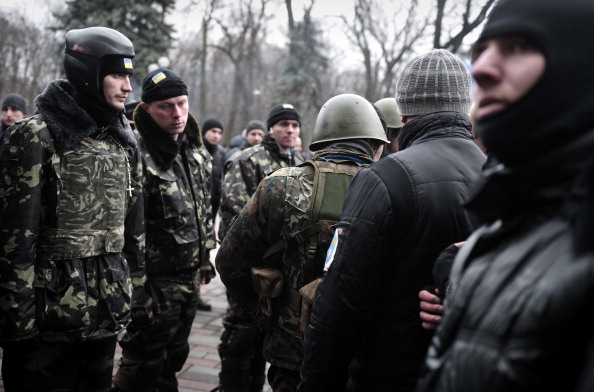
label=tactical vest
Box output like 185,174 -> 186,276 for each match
37,126 -> 130,260
259,157 -> 367,342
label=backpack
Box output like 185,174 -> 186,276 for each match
253,156 -> 367,340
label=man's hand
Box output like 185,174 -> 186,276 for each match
419,288 -> 444,330
200,263 -> 216,284
130,293 -> 154,329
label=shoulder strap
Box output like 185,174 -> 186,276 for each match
262,158 -> 362,261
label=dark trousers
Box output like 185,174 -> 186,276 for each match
267,365 -> 300,392
113,275 -> 199,391
1,336 -> 118,392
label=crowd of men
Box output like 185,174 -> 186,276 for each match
1,0 -> 594,391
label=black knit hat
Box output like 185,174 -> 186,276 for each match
2,93 -> 28,115
99,56 -> 134,83
266,103 -> 301,130
202,118 -> 224,135
141,68 -> 188,103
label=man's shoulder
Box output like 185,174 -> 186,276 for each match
236,144 -> 268,161
3,115 -> 51,145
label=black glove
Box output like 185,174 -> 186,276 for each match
200,262 -> 216,284
130,291 -> 154,329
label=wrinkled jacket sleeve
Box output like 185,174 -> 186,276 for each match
215,174 -> 285,304
220,156 -> 261,238
0,122 -> 43,340
299,168 -> 393,392
123,144 -> 147,305
198,145 -> 216,264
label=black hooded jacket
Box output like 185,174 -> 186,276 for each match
299,111 -> 485,392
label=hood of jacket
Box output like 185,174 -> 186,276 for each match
398,111 -> 473,151
34,80 -> 136,153
133,104 -> 203,170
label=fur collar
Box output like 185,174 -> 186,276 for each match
133,104 -> 203,170
34,80 -> 137,152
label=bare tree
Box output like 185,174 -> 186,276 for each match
341,0 -> 431,101
434,0 -> 496,53
208,0 -> 272,140
0,10 -> 62,111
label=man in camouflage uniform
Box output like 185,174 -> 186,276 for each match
0,27 -> 146,392
216,94 -> 388,391
216,104 -> 304,392
111,68 -> 216,392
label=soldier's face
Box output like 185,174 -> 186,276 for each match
1,106 -> 25,126
103,73 -> 132,111
246,128 -> 265,146
270,119 -> 300,149
204,128 -> 223,145
141,96 -> 189,140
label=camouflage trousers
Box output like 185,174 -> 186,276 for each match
1,336 -> 118,392
112,272 -> 199,392
266,365 -> 300,392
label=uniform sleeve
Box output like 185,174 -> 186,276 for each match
219,156 -> 260,238
0,123 -> 43,338
199,146 -> 216,260
299,168 -> 393,391
215,174 -> 286,304
123,145 -> 147,304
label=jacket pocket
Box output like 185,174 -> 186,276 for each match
34,259 -> 89,335
100,253 -> 132,331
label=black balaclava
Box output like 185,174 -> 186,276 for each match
476,0 -> 594,167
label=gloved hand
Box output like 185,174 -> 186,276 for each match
130,291 -> 154,329
200,262 -> 216,284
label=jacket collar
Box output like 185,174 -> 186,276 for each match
398,111 -> 473,151
34,80 -> 136,152
261,133 -> 302,165
466,129 -> 594,226
134,104 -> 203,170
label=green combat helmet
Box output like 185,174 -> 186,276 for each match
374,97 -> 403,129
309,93 -> 389,151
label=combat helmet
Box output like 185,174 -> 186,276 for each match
309,94 -> 389,151
64,27 -> 134,100
374,97 -> 402,129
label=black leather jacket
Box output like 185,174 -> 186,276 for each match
416,130 -> 594,392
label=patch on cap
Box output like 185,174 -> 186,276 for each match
124,58 -> 133,69
152,71 -> 167,84
282,104 -> 295,109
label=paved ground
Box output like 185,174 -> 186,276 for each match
0,250 -> 272,392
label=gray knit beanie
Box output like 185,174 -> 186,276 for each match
396,49 -> 472,116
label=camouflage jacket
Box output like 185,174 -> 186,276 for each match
134,107 -> 215,277
216,145 -> 373,370
219,133 -> 304,238
0,80 -> 146,343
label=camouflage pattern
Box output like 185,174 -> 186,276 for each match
216,147 -> 373,371
114,274 -> 199,391
219,133 -> 304,238
111,107 -> 214,391
1,336 -> 118,392
139,136 -> 213,275
0,80 -> 145,343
